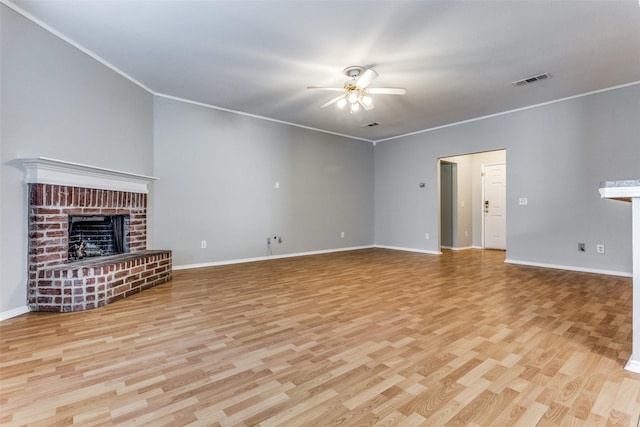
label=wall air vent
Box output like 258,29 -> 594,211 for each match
512,72 -> 551,87
362,122 -> 381,128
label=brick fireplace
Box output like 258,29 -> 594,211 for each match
22,158 -> 172,312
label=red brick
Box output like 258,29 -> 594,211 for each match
140,270 -> 155,279
114,270 -> 129,280
36,208 -> 63,215
28,228 -> 39,238
46,230 -> 66,238
130,266 -> 145,274
45,245 -> 66,254
37,305 -> 59,312
113,284 -> 129,295
29,184 -> 42,205
34,253 -> 63,263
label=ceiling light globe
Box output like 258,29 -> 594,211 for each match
362,96 -> 373,106
336,98 -> 347,108
351,103 -> 360,112
347,91 -> 359,104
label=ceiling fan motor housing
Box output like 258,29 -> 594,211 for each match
344,66 -> 366,79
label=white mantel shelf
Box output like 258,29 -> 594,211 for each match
600,179 -> 640,374
20,157 -> 158,194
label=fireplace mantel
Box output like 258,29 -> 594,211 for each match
20,157 -> 158,194
600,179 -> 640,373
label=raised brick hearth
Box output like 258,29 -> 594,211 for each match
22,158 -> 171,312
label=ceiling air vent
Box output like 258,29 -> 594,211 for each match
362,122 -> 381,128
512,72 -> 551,87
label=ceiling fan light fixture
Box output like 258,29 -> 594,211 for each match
309,66 -> 406,114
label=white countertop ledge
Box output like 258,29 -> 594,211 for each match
599,180 -> 640,201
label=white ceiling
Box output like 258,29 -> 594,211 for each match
7,0 -> 640,142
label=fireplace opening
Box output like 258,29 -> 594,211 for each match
68,214 -> 130,262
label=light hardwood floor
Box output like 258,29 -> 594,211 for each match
1,248 -> 639,426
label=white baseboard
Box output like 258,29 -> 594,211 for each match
1,305 -> 30,321
374,245 -> 441,255
505,258 -> 632,278
176,250 -> 632,278
450,246 -> 474,251
173,245 -> 375,270
625,358 -> 640,374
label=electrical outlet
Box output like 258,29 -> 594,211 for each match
578,243 -> 585,252
425,233 -> 430,240
201,240 -> 207,249
519,197 -> 528,206
596,244 -> 605,254
267,237 -> 271,245
340,231 -> 345,238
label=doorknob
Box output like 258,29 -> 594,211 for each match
484,200 -> 489,213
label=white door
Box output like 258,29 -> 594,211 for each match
483,163 -> 506,250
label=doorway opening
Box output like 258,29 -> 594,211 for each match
438,149 -> 506,252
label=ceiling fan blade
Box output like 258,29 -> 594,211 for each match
320,95 -> 346,108
355,68 -> 378,89
367,87 -> 407,95
359,99 -> 375,111
307,86 -> 345,91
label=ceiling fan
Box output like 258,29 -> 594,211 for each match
307,66 -> 406,113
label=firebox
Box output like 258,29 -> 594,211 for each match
68,214 -> 130,261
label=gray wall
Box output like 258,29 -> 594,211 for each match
152,97 -> 374,267
375,84 -> 640,274
0,6 -> 154,314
